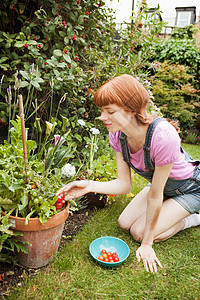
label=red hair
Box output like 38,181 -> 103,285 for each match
93,74 -> 151,125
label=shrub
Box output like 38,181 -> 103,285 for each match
0,0 -> 116,134
149,25 -> 200,88
150,61 -> 200,134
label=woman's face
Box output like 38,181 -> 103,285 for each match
99,104 -> 133,132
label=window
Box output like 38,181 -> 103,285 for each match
175,7 -> 196,28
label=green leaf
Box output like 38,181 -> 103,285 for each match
53,49 -> 62,57
0,57 -> 8,63
20,81 -> 30,88
57,63 -> 65,68
59,31 -> 66,37
19,70 -> 30,81
31,80 -> 40,88
14,41 -> 24,48
63,54 -> 71,63
24,211 -> 35,225
74,134 -> 82,142
46,59 -> 55,67
64,37 -> 69,45
77,15 -> 84,24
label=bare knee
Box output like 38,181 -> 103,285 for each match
130,224 -> 144,242
118,214 -> 131,230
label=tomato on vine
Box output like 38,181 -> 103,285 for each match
55,202 -> 63,210
57,193 -> 65,202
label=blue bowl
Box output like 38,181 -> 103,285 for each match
89,236 -> 130,267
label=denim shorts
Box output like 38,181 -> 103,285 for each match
147,165 -> 200,214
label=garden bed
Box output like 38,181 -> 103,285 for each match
0,206 -> 96,297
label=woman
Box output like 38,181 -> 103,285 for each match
57,74 -> 200,273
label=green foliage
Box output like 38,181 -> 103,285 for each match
149,25 -> 200,89
0,209 -> 29,263
0,0 -> 116,132
150,61 -> 200,134
185,129 -> 200,145
0,116 -> 77,224
171,24 -> 198,39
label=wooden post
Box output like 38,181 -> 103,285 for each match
18,95 -> 29,181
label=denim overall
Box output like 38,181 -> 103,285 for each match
119,117 -> 200,213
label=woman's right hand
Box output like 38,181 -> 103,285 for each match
56,180 -> 91,200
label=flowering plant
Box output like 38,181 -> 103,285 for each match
0,113 -> 77,224
75,119 -> 117,182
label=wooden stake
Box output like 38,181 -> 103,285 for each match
18,95 -> 29,180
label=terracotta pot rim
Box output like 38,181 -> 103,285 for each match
2,202 -> 70,231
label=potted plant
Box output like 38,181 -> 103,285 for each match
0,96 -> 77,268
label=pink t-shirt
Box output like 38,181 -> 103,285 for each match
109,121 -> 196,180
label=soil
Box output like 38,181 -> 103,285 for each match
0,206 -> 98,298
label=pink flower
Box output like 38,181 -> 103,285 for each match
33,36 -> 37,40
57,5 -> 61,8
77,0 -> 81,3
64,49 -> 68,54
75,56 -> 79,62
198,136 -> 200,140
49,18 -> 52,21
54,135 -> 64,147
82,35 -> 85,39
38,44 -> 41,49
23,43 -> 28,48
72,35 -> 77,41
86,10 -> 90,15
84,19 -> 87,22
45,62 -> 48,65
69,65 -> 72,69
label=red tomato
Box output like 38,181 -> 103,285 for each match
101,249 -> 107,255
102,253 -> 108,259
98,255 -> 104,261
109,259 -> 114,263
113,256 -> 119,262
112,252 -> 118,259
57,193 -> 65,202
104,258 -> 109,262
107,252 -> 112,256
55,202 -> 63,210
108,256 -> 113,261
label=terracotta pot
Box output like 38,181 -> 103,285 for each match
3,202 -> 70,268
86,193 -> 107,208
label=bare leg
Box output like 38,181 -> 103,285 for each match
118,186 -> 150,230
118,186 -> 190,242
129,198 -> 190,242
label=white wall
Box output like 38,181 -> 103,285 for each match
104,0 -> 133,25
104,0 -> 200,26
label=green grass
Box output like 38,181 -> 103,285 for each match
8,143 -> 200,299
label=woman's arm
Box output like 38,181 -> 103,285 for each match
57,152 -> 132,200
136,163 -> 173,272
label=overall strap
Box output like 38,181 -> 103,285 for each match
143,117 -> 165,171
119,132 -> 131,166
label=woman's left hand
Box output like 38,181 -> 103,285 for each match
136,244 -> 163,273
